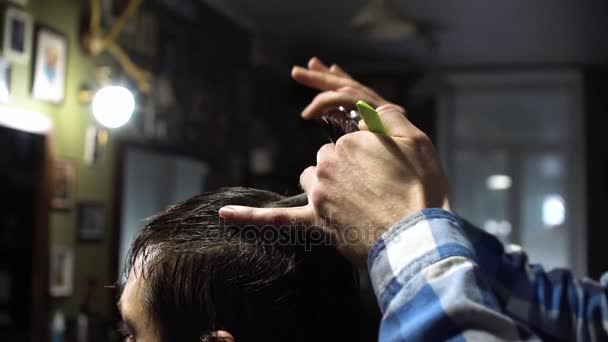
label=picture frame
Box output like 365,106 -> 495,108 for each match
51,158 -> 76,210
0,58 -> 9,103
31,25 -> 67,103
49,246 -> 74,297
77,201 -> 106,242
1,6 -> 33,64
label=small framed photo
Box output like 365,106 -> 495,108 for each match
49,246 -> 74,297
51,158 -> 76,210
31,26 -> 67,103
0,58 -> 9,103
77,201 -> 106,242
2,6 -> 33,64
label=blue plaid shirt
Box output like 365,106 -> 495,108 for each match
368,209 -> 608,341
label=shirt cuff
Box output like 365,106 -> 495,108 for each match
367,208 -> 477,309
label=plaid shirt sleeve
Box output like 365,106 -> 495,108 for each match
367,208 -> 608,342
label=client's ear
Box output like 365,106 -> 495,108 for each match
203,330 -> 235,342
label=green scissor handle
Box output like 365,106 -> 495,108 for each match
356,100 -> 388,136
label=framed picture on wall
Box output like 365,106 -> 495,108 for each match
51,159 -> 76,210
77,201 -> 105,242
49,246 -> 74,297
0,58 -> 9,103
1,6 -> 33,64
31,26 -> 67,103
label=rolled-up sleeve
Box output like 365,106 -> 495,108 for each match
368,209 -> 536,341
368,208 -> 608,341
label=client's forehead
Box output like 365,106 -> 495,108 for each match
118,269 -> 160,340
119,270 -> 145,321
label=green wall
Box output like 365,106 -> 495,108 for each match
2,0 -> 116,320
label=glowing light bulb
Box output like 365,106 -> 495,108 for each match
92,86 -> 135,128
542,194 -> 566,227
486,175 -> 512,190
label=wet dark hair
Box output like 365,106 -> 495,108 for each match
124,187 -> 359,341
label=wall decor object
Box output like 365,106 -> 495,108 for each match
83,125 -> 109,166
51,158 -> 76,209
104,0 -> 135,32
49,246 -> 74,297
31,26 -> 67,103
83,0 -> 151,93
0,58 -> 9,103
1,6 -> 33,63
76,201 -> 105,242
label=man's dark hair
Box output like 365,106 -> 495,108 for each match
124,187 -> 359,341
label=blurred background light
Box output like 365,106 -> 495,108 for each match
0,108 -> 52,134
542,194 -> 566,227
486,174 -> 512,191
92,86 -> 135,128
483,219 -> 512,237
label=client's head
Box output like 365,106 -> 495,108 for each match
118,187 -> 359,342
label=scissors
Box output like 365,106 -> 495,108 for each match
319,100 -> 388,143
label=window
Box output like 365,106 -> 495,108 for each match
438,71 -> 586,275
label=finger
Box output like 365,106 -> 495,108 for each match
357,120 -> 368,131
299,165 -> 317,193
376,103 -> 407,115
219,205 -> 316,226
301,90 -> 361,119
316,143 -> 335,164
292,66 -> 355,92
376,106 -> 422,138
308,57 -> 330,72
329,64 -> 352,78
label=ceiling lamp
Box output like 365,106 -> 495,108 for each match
351,0 -> 418,40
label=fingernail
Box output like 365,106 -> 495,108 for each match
219,206 -> 237,218
292,65 -> 305,73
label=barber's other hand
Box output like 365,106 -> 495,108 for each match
220,105 -> 450,267
292,57 -> 405,119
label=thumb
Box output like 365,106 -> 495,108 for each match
219,205 -> 316,227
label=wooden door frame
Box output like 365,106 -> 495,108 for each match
31,134 -> 51,342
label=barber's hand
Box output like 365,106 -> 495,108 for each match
220,105 -> 451,267
292,57 -> 405,119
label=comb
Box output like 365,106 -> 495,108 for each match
356,100 -> 388,136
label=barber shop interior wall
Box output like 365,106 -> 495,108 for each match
2,0 -> 117,322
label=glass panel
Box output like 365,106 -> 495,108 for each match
452,88 -> 572,144
519,153 -> 570,270
451,149 -> 512,244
